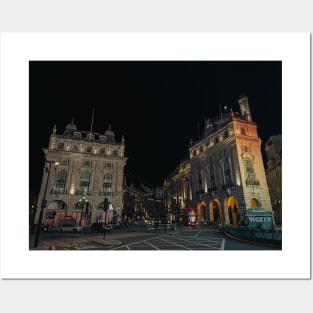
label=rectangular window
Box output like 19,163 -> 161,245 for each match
103,182 -> 112,188
242,145 -> 250,153
60,159 -> 69,166
83,160 -> 92,167
244,159 -> 254,180
105,163 -> 113,169
104,173 -> 112,183
86,146 -> 92,153
73,145 -> 78,151
80,172 -> 90,195
100,148 -> 105,155
55,170 -> 67,193
103,173 -> 113,191
244,158 -> 259,186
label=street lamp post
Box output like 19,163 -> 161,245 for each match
34,160 -> 59,248
30,196 -> 38,233
103,197 -> 109,240
79,196 -> 89,236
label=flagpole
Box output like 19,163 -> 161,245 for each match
90,107 -> 94,133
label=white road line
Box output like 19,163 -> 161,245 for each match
144,241 -> 160,250
162,235 -> 222,249
112,238 -> 159,250
111,234 -> 224,250
220,239 -> 225,250
155,237 -> 193,250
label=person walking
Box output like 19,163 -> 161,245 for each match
154,220 -> 159,233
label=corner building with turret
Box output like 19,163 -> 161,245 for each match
33,119 -> 127,228
164,94 -> 273,226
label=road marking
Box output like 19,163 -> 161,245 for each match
144,240 -> 160,250
220,239 -> 225,250
155,236 -> 193,250
162,235 -> 223,250
111,234 -> 224,250
194,231 -> 201,238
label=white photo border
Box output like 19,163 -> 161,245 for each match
0,32 -> 310,279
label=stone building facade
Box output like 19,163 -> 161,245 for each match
164,94 -> 274,226
164,159 -> 193,222
33,119 -> 127,228
265,135 -> 282,224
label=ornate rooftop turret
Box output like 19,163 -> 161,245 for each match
238,94 -> 253,122
104,124 -> 116,143
63,118 -> 78,136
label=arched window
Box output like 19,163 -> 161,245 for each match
47,200 -> 67,211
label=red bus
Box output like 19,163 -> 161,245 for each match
181,208 -> 198,226
59,216 -> 78,226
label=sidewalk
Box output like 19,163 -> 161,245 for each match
29,234 -> 123,250
29,227 -> 182,250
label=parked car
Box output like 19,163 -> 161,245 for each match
59,224 -> 82,232
90,222 -> 112,232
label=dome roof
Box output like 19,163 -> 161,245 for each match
63,118 -> 77,136
104,124 -> 116,142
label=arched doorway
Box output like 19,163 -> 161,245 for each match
44,200 -> 67,227
73,199 -> 92,226
198,200 -> 207,221
97,201 -> 115,223
210,198 -> 222,222
226,195 -> 240,226
250,197 -> 260,208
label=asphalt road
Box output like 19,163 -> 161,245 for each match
30,226 -> 281,250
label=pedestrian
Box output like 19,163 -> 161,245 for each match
154,220 -> 159,233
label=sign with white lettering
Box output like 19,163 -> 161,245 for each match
154,187 -> 166,199
245,208 -> 274,230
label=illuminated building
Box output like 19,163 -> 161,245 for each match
33,118 -> 127,228
265,135 -> 282,224
164,94 -> 274,226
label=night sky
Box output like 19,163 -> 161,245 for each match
29,61 -> 282,193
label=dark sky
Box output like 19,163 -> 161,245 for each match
29,61 -> 282,193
